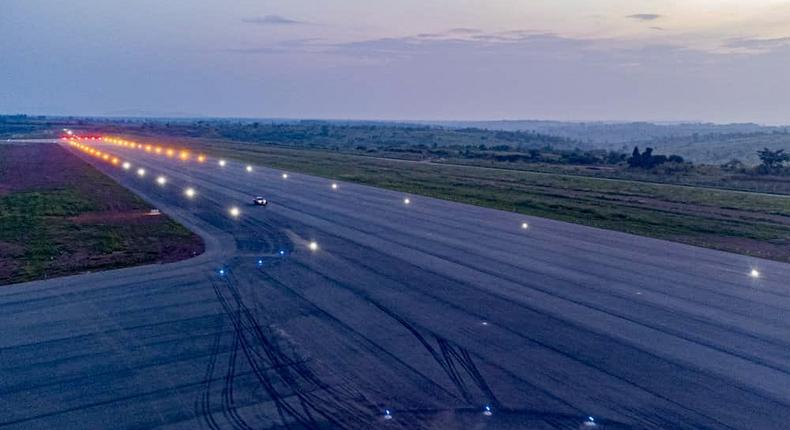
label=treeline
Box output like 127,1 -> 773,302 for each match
627,147 -> 685,168
134,120 -> 583,152
0,115 -> 52,137
429,120 -> 785,145
439,146 -> 625,165
719,148 -> 790,176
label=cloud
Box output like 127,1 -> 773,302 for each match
225,38 -> 324,55
228,31 -> 614,61
416,33 -> 443,39
626,14 -> 662,21
226,28 -> 790,69
241,15 -> 305,26
225,46 -> 293,55
725,36 -> 790,52
317,32 -> 609,65
414,28 -> 489,41
467,30 -> 555,43
447,28 -> 481,34
215,28 -> 790,122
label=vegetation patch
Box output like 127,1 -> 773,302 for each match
0,142 -> 203,285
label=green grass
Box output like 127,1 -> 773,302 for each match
0,189 -> 97,217
0,188 -> 199,283
0,190 -> 97,278
441,158 -> 790,196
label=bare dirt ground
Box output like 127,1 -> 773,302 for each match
0,142 -> 204,285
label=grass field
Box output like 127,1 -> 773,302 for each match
121,135 -> 790,262
0,142 -> 203,285
439,158 -> 790,195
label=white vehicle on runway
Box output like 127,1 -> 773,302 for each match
253,196 -> 269,206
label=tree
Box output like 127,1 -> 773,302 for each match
606,151 -> 626,164
640,148 -> 656,167
651,154 -> 668,166
721,159 -> 744,171
629,146 -> 656,168
757,148 -> 789,170
628,146 -> 677,168
628,146 -> 642,167
668,155 -> 685,163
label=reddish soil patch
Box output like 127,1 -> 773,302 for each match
69,210 -> 165,224
0,143 -> 86,191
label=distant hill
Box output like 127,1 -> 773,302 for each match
637,131 -> 790,165
421,120 -> 784,144
5,114 -> 790,165
421,120 -> 790,165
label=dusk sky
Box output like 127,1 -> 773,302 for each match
2,0 -> 790,123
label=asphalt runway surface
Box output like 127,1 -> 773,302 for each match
2,140 -> 790,429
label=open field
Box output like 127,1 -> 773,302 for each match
440,158 -> 790,195
112,134 -> 790,262
0,141 -> 203,285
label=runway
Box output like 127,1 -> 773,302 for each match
2,139 -> 790,429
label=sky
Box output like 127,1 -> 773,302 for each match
2,0 -> 790,123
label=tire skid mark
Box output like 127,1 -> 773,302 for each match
369,301 -> 499,407
437,337 -> 499,406
253,266 -> 515,420
282,256 -> 738,429
327,250 -> 740,429
221,334 -> 255,430
209,276 -> 300,428
209,270 -> 377,428
223,270 -> 377,429
254,267 -> 465,401
197,314 -> 223,430
221,273 -> 326,427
